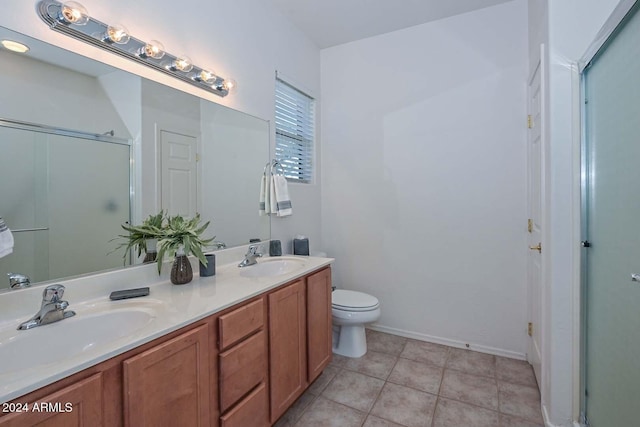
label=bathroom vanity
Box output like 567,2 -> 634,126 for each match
0,254 -> 333,427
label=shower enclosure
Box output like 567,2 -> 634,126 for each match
0,120 -> 131,285
581,2 -> 640,426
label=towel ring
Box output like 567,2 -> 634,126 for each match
264,159 -> 285,176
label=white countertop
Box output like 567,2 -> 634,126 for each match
0,250 -> 333,403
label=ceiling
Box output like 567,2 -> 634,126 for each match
270,0 -> 515,48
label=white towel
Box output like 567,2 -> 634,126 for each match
273,175 -> 293,217
0,217 -> 14,259
266,174 -> 273,215
259,174 -> 267,215
270,175 -> 278,215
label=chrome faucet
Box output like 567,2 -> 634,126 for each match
17,284 -> 76,330
8,273 -> 30,289
213,241 -> 227,249
238,244 -> 263,268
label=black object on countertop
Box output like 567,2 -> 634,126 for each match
269,240 -> 282,256
200,253 -> 216,277
110,287 -> 150,300
293,238 -> 309,256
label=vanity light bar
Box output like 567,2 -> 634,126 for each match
37,0 -> 235,97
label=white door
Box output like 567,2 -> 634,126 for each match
527,58 -> 543,387
160,130 -> 198,218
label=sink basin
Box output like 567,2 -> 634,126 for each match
0,305 -> 158,376
240,257 -> 306,278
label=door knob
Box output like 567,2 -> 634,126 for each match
529,243 -> 542,253
631,274 -> 640,282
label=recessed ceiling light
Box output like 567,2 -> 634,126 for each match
1,40 -> 30,53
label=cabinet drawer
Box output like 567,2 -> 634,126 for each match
219,298 -> 264,350
220,383 -> 268,427
219,330 -> 266,412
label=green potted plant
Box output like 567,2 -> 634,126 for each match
113,211 -> 166,264
157,213 -> 213,285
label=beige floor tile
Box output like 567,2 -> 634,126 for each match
322,370 -> 385,412
283,332 -> 543,427
387,358 -> 443,395
400,340 -> 450,367
370,382 -> 437,427
496,356 -> 538,388
499,413 -> 545,427
440,370 -> 498,410
446,348 -> 496,378
366,329 -> 408,356
343,350 -> 398,380
433,397 -> 499,427
329,353 -> 349,368
307,365 -> 340,395
275,390 -> 317,426
363,415 -> 405,427
498,381 -> 543,424
294,397 -> 366,427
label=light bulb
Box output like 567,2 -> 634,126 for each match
59,1 -> 89,25
105,24 -> 130,44
172,55 -> 193,72
223,78 -> 237,94
1,40 -> 29,53
194,69 -> 216,84
140,40 -> 165,59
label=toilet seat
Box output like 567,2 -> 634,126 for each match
332,290 -> 379,312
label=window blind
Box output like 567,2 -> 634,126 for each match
275,78 -> 315,183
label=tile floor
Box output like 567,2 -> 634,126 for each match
275,329 -> 543,427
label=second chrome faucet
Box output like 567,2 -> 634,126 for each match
238,244 -> 263,268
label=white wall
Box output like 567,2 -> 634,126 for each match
200,101 -> 270,246
321,0 -> 529,357
0,0 -> 322,252
531,0 -> 620,425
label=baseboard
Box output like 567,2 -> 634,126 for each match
539,403 -> 581,427
368,324 -> 527,360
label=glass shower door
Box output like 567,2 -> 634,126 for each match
583,4 -> 640,426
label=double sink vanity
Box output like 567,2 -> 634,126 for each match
0,249 -> 334,426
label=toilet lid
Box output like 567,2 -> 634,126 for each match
332,290 -> 379,311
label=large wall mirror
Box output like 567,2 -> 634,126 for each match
0,26 -> 270,291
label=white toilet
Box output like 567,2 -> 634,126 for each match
332,289 -> 381,358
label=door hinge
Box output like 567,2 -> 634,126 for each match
527,219 -> 533,233
195,153 -> 200,162
527,115 -> 533,129
528,322 -> 533,336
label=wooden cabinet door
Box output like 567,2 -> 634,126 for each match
123,324 -> 210,427
268,280 -> 306,423
0,373 -> 103,427
307,267 -> 333,382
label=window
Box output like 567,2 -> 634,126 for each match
275,77 -> 315,183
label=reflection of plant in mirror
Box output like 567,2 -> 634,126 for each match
113,211 -> 166,262
157,214 -> 214,274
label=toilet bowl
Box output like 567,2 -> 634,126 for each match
332,289 -> 380,358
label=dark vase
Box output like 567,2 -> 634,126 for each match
171,254 -> 193,285
143,251 -> 157,263
143,238 -> 158,263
